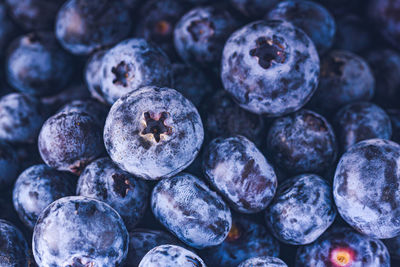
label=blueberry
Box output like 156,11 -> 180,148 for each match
0,141 -> 19,188
135,0 -> 191,60
266,109 -> 337,175
104,86 -> 204,180
100,38 -> 172,105
0,219 -> 30,266
333,139 -> 400,239
295,227 -> 390,267
221,20 -> 319,116
309,50 -> 375,115
85,49 -> 108,104
230,0 -> 281,18
0,93 -> 46,143
0,2 -> 19,59
55,0 -> 132,55
203,135 -> 277,213
368,0 -> 400,49
6,32 -> 75,96
171,63 -> 214,107
139,244 -> 206,267
203,90 -> 265,146
174,5 -> 240,69
266,174 -> 336,245
58,99 -> 109,127
38,110 -> 105,175
32,196 -> 129,266
126,229 -> 183,267
151,173 -> 231,249
388,109 -> 400,143
12,164 -> 75,229
77,157 -> 149,230
200,215 -> 280,266
238,256 -> 288,267
266,0 -> 336,54
366,49 -> 400,109
333,102 -> 392,152
5,0 -> 65,30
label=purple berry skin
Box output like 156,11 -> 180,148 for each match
203,90 -> 265,146
5,0 -> 65,30
366,49 -> 400,109
104,86 -> 204,180
32,196 -> 129,267
239,256 -> 288,267
135,0 -> 191,61
58,99 -> 109,127
0,93 -> 46,144
266,0 -> 336,54
126,229 -> 183,267
174,6 -> 240,68
333,139 -> 400,239
6,32 -> 75,97
200,216 -> 280,267
0,219 -> 30,267
266,109 -> 337,175
221,20 -> 319,116
100,38 -> 172,105
295,227 -> 390,267
77,157 -> 149,231
38,111 -> 105,175
151,173 -> 232,249
139,244 -> 206,267
203,135 -> 277,213
368,0 -> 400,49
265,174 -> 336,245
55,0 -> 132,55
333,102 -> 392,152
309,50 -> 375,115
12,164 -> 75,229
0,141 -> 19,188
230,0 -> 281,18
85,49 -> 108,105
171,63 -> 214,107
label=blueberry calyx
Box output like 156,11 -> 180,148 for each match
249,37 -> 286,69
112,173 -> 131,198
154,21 -> 171,35
141,111 -> 172,142
111,61 -> 134,87
188,19 -> 215,42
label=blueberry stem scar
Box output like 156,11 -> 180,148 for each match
142,112 -> 172,142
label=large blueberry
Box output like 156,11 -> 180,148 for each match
139,244 -> 206,267
174,5 -> 240,68
296,227 -> 390,267
203,135 -> 277,213
12,164 -> 75,229
100,38 -> 172,105
266,0 -> 336,54
221,20 -> 319,116
333,102 -> 392,152
38,110 -> 105,175
33,196 -> 128,266
6,31 -> 75,96
77,157 -> 149,230
151,173 -> 231,249
0,219 -> 30,267
0,141 -> 19,188
266,109 -> 337,175
200,216 -> 280,266
104,86 -> 203,180
309,50 -> 375,115
55,0 -> 132,55
239,256 -> 287,267
0,93 -> 46,143
126,229 -> 183,267
333,139 -> 400,239
85,49 -> 108,104
58,99 -> 109,127
266,174 -> 336,245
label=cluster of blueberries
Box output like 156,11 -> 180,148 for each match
0,0 -> 400,266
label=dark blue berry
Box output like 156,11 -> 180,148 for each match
239,256 -> 287,267
0,140 -> 19,188
221,20 -> 319,116
12,164 -> 75,229
0,2 -> 19,58
58,99 -> 109,127
0,219 -> 30,266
